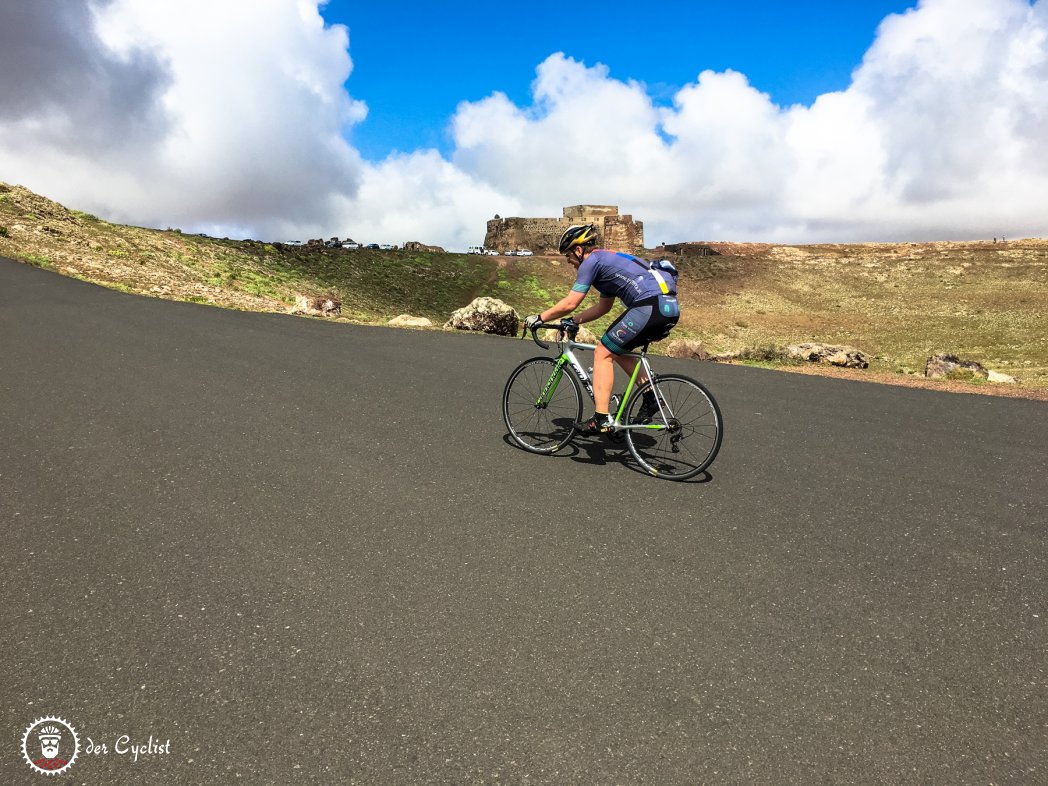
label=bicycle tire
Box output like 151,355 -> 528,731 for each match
503,356 -> 584,454
623,374 -> 723,480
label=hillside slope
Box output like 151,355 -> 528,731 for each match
2,181 -> 1046,392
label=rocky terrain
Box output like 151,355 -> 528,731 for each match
2,181 -> 1046,399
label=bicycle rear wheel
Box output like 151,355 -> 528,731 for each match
624,374 -> 723,480
503,357 -> 583,454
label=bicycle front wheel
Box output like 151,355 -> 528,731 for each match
624,374 -> 723,480
503,357 -> 583,454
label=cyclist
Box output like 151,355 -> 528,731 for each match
523,224 -> 680,435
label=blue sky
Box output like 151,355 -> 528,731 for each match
2,0 -> 1046,248
324,1 -> 918,159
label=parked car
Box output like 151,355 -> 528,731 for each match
365,243 -> 379,250
483,249 -> 498,256
517,249 -> 534,256
342,241 -> 360,249
379,244 -> 395,250
284,240 -> 303,246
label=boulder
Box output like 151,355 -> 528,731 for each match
924,353 -> 988,380
293,294 -> 341,317
787,342 -> 869,368
443,297 -> 519,336
388,314 -> 433,328
987,369 -> 1018,384
666,339 -> 710,361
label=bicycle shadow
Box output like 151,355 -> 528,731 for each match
500,432 -> 714,484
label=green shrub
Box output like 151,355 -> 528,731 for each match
0,226 -> 8,238
737,344 -> 791,362
23,254 -> 52,269
944,367 -> 987,383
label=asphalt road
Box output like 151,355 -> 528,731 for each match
1,257 -> 1045,785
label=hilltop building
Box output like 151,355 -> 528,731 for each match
484,205 -> 644,255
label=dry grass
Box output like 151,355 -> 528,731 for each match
3,180 -> 1046,397
667,241 -> 1048,388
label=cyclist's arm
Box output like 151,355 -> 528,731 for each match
573,295 -> 615,325
540,255 -> 605,322
539,289 -> 586,321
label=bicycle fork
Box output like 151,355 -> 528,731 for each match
536,355 -> 589,408
534,362 -> 564,408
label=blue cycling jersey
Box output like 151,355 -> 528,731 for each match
571,249 -> 675,307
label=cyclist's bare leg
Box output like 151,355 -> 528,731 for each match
591,343 -> 616,414
596,346 -> 651,416
612,354 -> 649,388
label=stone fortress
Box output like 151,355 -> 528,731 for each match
484,205 -> 644,255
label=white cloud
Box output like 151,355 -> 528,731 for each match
450,55 -> 672,221
1,0 -> 1046,248
335,150 -> 522,250
0,0 -> 365,238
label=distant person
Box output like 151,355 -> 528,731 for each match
523,224 -> 680,435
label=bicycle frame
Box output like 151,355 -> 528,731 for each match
538,335 -> 672,432
510,321 -> 723,479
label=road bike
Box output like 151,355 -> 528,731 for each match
502,320 -> 723,480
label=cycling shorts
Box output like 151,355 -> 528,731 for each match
601,294 -> 680,355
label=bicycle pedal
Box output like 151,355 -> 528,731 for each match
607,431 -> 625,443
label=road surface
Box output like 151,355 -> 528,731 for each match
1,257 -> 1045,784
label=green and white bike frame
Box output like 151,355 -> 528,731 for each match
537,334 -> 671,438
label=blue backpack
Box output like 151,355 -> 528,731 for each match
650,258 -> 679,278
616,253 -> 679,293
